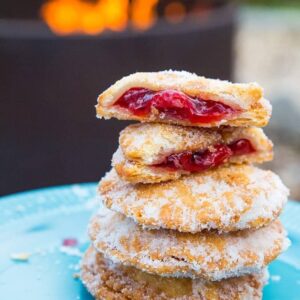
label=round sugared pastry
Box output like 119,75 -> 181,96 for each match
96,70 -> 271,128
113,123 -> 273,184
88,207 -> 289,281
99,166 -> 288,233
81,246 -> 268,300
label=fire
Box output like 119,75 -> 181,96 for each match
41,0 -> 159,35
131,0 -> 158,30
164,1 -> 186,24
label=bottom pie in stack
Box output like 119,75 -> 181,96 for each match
81,246 -> 268,300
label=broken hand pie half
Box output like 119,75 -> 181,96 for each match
112,123 -> 273,184
96,71 -> 271,127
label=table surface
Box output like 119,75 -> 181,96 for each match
0,183 -> 299,300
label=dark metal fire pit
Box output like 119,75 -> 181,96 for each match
0,3 -> 236,195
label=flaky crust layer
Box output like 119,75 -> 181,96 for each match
113,123 -> 273,183
96,71 -> 271,127
119,123 -> 273,165
88,208 -> 288,281
99,166 -> 288,233
81,246 -> 267,300
113,149 -> 184,183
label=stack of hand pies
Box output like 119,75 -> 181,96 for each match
81,71 -> 290,300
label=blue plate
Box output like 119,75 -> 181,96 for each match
0,184 -> 299,300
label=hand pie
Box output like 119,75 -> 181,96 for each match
88,207 -> 288,281
81,246 -> 268,300
96,71 -> 271,127
113,123 -> 273,183
99,166 -> 288,233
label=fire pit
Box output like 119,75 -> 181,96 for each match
0,1 -> 236,195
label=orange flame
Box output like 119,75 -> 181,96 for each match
41,0 -> 160,35
131,0 -> 159,30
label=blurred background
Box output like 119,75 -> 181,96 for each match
1,0 -> 300,199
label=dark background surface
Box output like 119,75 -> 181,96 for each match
0,3 -> 235,195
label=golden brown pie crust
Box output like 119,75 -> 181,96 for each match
88,207 -> 288,281
81,246 -> 267,300
113,123 -> 273,183
96,71 -> 271,127
99,166 -> 288,233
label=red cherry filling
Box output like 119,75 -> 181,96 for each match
114,88 -> 238,123
155,139 -> 255,172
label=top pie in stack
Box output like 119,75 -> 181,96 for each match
96,71 -> 271,128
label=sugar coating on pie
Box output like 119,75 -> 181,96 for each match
81,246 -> 267,300
88,207 -> 288,281
99,166 -> 288,232
96,71 -> 271,127
113,123 -> 273,183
